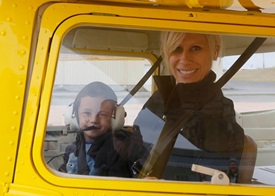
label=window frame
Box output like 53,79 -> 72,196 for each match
26,2 -> 275,195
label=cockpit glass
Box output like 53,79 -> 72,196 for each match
44,26 -> 275,186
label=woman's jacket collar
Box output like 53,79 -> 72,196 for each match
153,71 -> 220,108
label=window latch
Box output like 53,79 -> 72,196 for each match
192,164 -> 230,185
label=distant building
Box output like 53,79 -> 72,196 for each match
222,52 -> 275,70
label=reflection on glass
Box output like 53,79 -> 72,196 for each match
44,26 -> 275,186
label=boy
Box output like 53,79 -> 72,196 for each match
59,81 -> 145,177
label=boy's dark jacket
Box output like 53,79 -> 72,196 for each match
59,126 -> 145,177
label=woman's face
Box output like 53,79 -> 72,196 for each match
168,33 -> 213,83
78,96 -> 114,142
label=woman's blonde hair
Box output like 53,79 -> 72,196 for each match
160,31 -> 221,66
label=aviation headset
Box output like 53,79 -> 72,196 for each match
64,82 -> 126,132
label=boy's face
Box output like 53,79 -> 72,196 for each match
78,96 -> 114,142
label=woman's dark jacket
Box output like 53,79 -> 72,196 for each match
134,71 -> 244,181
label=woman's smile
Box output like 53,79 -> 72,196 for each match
178,68 -> 198,75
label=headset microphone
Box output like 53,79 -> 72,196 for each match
80,126 -> 97,132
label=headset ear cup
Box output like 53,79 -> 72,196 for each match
112,105 -> 125,131
64,103 -> 79,132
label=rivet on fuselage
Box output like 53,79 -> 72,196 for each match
20,49 -> 26,55
19,65 -> 25,70
0,31 -> 6,36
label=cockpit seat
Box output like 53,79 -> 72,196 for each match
238,134 -> 257,183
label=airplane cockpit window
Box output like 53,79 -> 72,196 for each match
44,26 -> 275,186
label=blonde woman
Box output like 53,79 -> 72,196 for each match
134,32 -> 244,182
